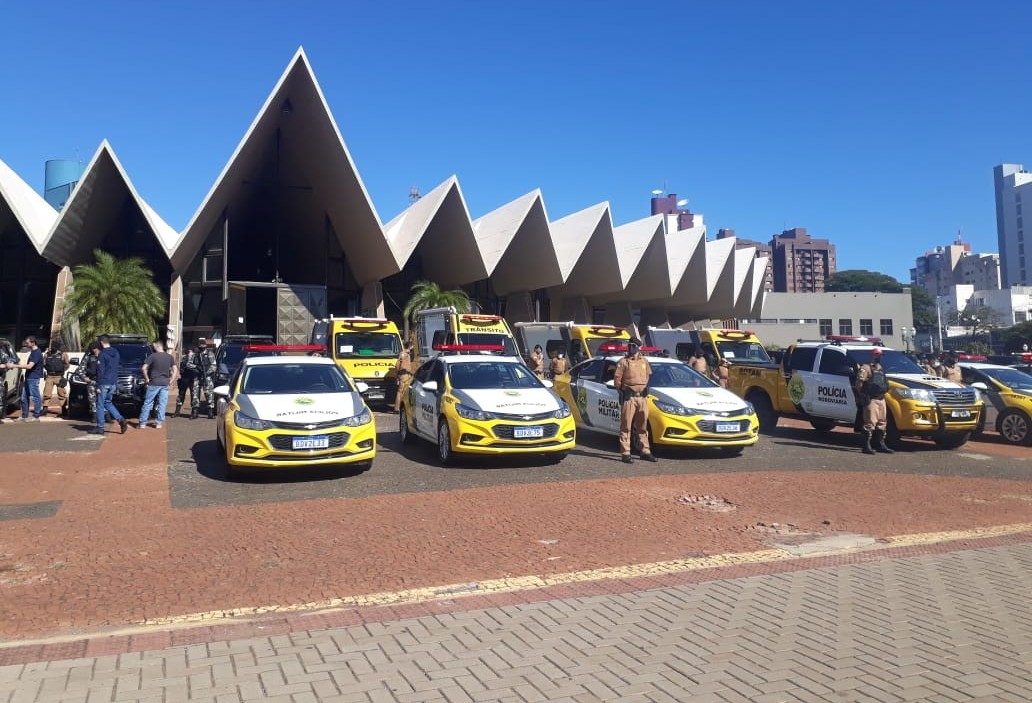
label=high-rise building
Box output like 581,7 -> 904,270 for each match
994,163 -> 1032,288
716,228 -> 773,291
910,239 -> 971,298
770,228 -> 836,293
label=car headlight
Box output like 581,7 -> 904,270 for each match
654,400 -> 691,416
893,388 -> 935,402
455,403 -> 496,421
234,411 -> 274,431
553,401 -> 571,419
744,402 -> 755,415
341,408 -> 373,427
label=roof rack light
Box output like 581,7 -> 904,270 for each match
598,343 -> 663,353
242,344 -> 325,352
433,343 -> 506,352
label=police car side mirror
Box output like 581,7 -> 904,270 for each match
422,381 -> 439,392
541,379 -> 554,388
355,381 -> 370,394
213,385 -> 231,397
605,380 -> 616,388
971,382 -> 988,391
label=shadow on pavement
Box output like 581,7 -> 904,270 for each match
189,439 -> 369,484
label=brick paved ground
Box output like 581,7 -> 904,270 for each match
3,539 -> 1032,702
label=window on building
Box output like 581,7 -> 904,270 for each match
819,318 -> 832,337
880,319 -> 893,336
859,319 -> 874,336
838,319 -> 853,336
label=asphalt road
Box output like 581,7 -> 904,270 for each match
159,408 -> 1032,510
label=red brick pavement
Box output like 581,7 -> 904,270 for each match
2,422 -> 1032,649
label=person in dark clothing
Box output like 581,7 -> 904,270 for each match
95,334 -> 127,435
138,340 -> 177,429
175,345 -> 198,417
79,342 -> 101,426
9,336 -> 45,421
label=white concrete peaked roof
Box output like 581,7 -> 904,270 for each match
489,195 -> 564,295
705,238 -> 745,318
384,175 -> 488,286
550,202 -> 609,281
731,246 -> 759,318
611,214 -> 665,291
748,256 -> 769,318
471,190 -> 541,278
42,141 -> 177,266
170,48 -> 394,284
624,216 -> 707,305
555,206 -> 621,298
666,235 -> 737,313
0,157 -> 57,253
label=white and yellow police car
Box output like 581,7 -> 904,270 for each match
553,347 -> 759,455
399,344 -> 576,464
213,349 -> 376,475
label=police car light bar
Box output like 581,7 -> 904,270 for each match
718,329 -> 754,337
242,344 -> 326,352
598,343 -> 663,353
460,315 -> 502,322
433,343 -> 506,352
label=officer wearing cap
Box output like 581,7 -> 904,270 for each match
614,339 -> 657,464
941,353 -> 962,383
529,345 -> 545,379
855,347 -> 893,455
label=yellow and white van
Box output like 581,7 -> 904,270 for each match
414,307 -> 519,361
312,316 -> 403,402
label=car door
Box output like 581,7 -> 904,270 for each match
411,360 -> 443,440
569,359 -> 602,428
807,348 -> 857,422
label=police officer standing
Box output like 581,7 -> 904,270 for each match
941,353 -> 962,383
688,346 -> 709,376
175,344 -> 198,417
529,345 -> 545,379
855,347 -> 893,455
191,339 -> 216,419
712,357 -> 730,388
614,339 -> 658,464
392,341 -> 415,412
549,351 -> 568,379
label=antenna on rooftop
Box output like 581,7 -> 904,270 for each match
409,185 -> 421,204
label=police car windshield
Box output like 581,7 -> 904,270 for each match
112,344 -> 149,367
847,349 -> 923,374
448,361 -> 541,390
649,363 -> 716,389
716,341 -> 771,363
457,334 -> 518,356
222,345 -> 278,368
983,367 -> 1032,391
241,363 -> 352,395
333,332 -> 400,358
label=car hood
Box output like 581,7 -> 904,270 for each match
451,388 -> 561,414
651,387 -> 751,413
889,374 -> 967,390
236,392 -> 366,422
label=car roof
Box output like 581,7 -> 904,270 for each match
958,362 -> 1016,371
439,355 -> 525,366
240,356 -> 336,367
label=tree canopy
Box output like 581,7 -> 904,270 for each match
63,250 -> 166,349
402,280 -> 472,324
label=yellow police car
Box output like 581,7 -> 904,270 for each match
398,344 -> 576,464
960,362 -> 1032,445
213,350 -> 376,475
552,348 -> 759,455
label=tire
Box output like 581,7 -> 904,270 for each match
809,418 -> 836,432
399,408 -> 414,444
217,423 -> 226,451
437,419 -> 453,465
748,392 -> 778,434
884,412 -> 902,449
720,446 -> 745,457
996,409 -> 1032,446
0,381 -> 7,413
933,431 -> 970,450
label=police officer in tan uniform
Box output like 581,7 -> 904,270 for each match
614,339 -> 658,464
392,341 -> 416,412
855,347 -> 894,455
712,357 -> 730,388
549,351 -> 568,379
529,345 -> 545,379
688,346 -> 709,376
941,353 -> 962,383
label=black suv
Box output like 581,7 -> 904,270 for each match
213,335 -> 276,387
65,335 -> 151,418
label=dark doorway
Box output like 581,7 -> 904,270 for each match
245,287 -> 277,338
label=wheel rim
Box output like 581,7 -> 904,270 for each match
438,422 -> 450,463
1001,413 -> 1028,443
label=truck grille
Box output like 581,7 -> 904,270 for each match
932,388 -> 977,407
492,423 -> 560,440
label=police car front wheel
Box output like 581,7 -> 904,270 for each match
437,419 -> 453,465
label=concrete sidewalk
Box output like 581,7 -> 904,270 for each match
4,538 -> 1032,702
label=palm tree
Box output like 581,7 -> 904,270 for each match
402,280 -> 471,325
63,249 -> 167,348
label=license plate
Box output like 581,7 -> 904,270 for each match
292,436 -> 329,450
716,422 -> 741,433
514,426 -> 544,438
950,410 -> 971,419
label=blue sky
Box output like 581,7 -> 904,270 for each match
2,1 -> 1030,284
